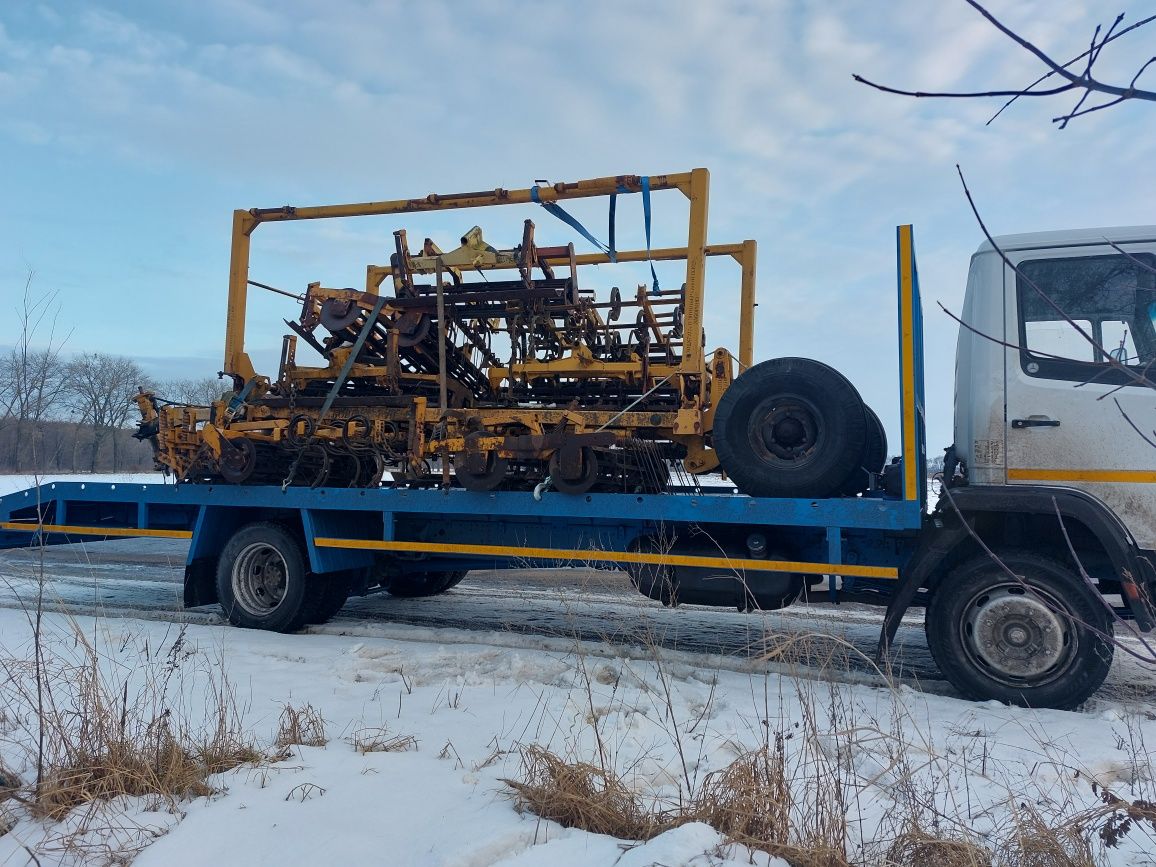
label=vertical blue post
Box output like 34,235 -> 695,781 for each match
826,526 -> 841,602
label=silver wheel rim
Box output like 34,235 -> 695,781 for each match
232,542 -> 289,615
961,584 -> 1074,686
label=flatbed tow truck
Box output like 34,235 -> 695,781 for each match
2,172 -> 1155,710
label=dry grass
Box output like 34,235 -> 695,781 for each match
505,745 -> 671,840
693,740 -> 789,847
274,703 -> 328,749
885,828 -> 991,866
998,810 -> 1095,867
506,744 -> 855,865
689,741 -> 852,867
0,622 -> 263,830
349,726 -> 417,754
36,725 -> 211,821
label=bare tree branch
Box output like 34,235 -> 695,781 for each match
854,2 -> 1156,127
986,10 -> 1156,123
937,299 -> 1070,360
1100,235 -> 1156,276
1115,396 -> 1156,448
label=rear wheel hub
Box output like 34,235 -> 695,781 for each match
964,587 -> 1071,683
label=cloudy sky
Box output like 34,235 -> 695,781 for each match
2,0 -> 1154,452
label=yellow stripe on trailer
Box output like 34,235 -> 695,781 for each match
314,537 -> 899,580
0,522 -> 193,540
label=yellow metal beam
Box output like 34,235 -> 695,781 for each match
313,537 -> 899,579
231,171 -> 705,378
365,243 -> 752,292
680,167 -> 710,380
738,239 -> 757,369
248,173 -> 694,224
224,209 -> 257,381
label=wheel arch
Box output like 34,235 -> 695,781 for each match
879,484 -> 1155,661
941,485 -> 1154,630
184,506 -> 306,607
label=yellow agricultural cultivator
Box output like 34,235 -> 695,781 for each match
136,169 -> 885,498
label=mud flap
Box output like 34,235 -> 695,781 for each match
876,510 -> 971,663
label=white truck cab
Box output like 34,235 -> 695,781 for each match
891,227 -> 1156,708
954,227 -> 1156,549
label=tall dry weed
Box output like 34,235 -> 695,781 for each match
0,621 -> 261,828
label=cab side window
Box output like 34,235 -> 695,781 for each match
1017,252 -> 1156,383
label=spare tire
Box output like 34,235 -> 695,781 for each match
713,357 -> 867,498
841,405 -> 888,495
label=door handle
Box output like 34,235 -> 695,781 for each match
1011,418 -> 1061,429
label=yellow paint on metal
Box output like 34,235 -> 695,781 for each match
367,243 -> 751,292
898,225 -> 918,501
0,522 -> 193,540
231,174 -> 697,380
1008,468 -> 1156,484
681,167 -> 710,379
313,537 -> 899,579
224,210 -> 256,381
200,169 -> 768,486
253,173 -> 692,223
738,239 -> 757,369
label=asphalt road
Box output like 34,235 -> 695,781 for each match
2,538 -> 1154,705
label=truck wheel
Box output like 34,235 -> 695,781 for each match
925,550 -> 1114,709
308,571 -> 353,625
386,570 -> 467,598
841,405 -> 887,495
713,357 -> 867,498
216,522 -> 316,632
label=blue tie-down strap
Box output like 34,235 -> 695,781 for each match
641,176 -> 659,295
531,185 -> 616,262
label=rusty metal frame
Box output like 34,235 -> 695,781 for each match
150,170 -> 761,485
223,170 -> 750,382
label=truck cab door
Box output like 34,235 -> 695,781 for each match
1004,243 -> 1156,550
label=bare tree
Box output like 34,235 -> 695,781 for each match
0,274 -> 70,471
66,353 -> 153,472
158,376 -> 225,407
854,1 -> 1156,128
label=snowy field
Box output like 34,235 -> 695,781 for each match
0,473 -> 1154,865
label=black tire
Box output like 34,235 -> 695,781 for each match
216,522 -> 317,632
454,453 -> 509,492
713,357 -> 867,499
386,570 -> 468,598
925,550 -> 1114,709
308,571 -> 353,625
549,446 -> 598,495
840,405 -> 887,495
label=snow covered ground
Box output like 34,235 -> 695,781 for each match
1,473 -> 1154,865
0,607 -> 1153,865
